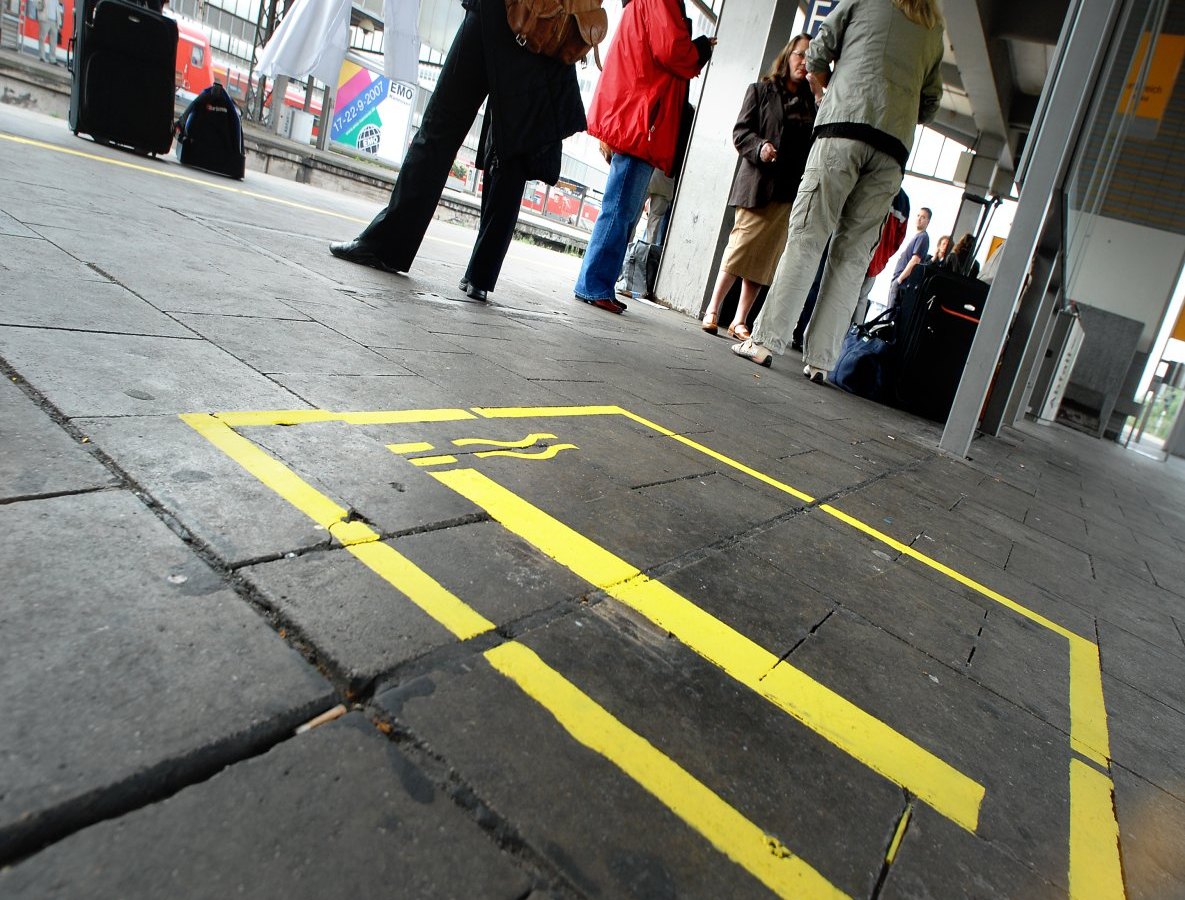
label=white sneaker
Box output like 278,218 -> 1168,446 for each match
803,364 -> 826,384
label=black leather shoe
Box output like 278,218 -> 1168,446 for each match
329,239 -> 402,273
464,284 -> 488,301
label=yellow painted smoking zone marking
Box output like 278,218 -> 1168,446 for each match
181,405 -> 1124,898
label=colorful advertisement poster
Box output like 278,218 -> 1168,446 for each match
331,60 -> 416,166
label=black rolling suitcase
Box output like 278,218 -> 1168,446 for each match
892,193 -> 1001,422
893,269 -> 990,421
69,0 -> 177,155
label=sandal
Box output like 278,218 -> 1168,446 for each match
728,322 -> 751,340
701,312 -> 719,334
732,338 -> 772,367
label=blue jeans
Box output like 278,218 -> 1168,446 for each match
575,153 -> 654,301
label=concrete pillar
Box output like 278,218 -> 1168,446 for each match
654,0 -> 799,316
951,149 -> 1001,238
939,0 -> 1124,457
983,243 -> 1061,428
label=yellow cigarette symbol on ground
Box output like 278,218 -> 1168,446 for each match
180,404 -> 1125,898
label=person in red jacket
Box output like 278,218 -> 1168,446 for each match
574,0 -> 713,313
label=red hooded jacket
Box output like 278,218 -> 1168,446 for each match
587,0 -> 706,175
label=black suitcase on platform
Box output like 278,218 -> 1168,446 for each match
893,267 -> 990,422
69,0 -> 177,155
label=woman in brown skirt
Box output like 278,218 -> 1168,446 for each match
701,34 -> 817,339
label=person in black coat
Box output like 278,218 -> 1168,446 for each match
329,0 -> 586,300
699,34 -> 816,339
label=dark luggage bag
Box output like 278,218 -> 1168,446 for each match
69,0 -> 177,155
616,239 -> 661,299
175,83 -> 246,179
893,268 -> 990,421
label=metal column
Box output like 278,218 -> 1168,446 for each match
938,0 -> 1125,457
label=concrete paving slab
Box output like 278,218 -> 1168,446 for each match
879,804 -> 1062,899
0,714 -> 533,900
0,328 -> 302,417
35,224 -> 330,320
376,344 -> 588,406
1112,766 -> 1185,899
174,314 -> 413,376
1098,620 -> 1185,715
75,414 -> 331,567
1,230 -> 194,337
240,546 -> 461,691
382,612 -> 904,898
1,279 -> 194,338
829,479 -> 1015,570
960,609 -> 1073,735
1103,675 -> 1185,797
0,376 -> 117,500
0,491 -> 334,859
0,209 -> 38,238
242,520 -> 589,690
247,420 -> 479,535
790,607 -> 1073,887
660,545 -> 836,653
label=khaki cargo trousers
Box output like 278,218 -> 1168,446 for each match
751,137 -> 903,370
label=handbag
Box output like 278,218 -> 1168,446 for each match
829,307 -> 898,403
505,0 -> 608,66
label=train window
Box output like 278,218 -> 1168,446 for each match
191,46 -> 205,67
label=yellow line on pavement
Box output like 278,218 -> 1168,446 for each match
1068,760 -> 1124,899
410,455 -> 459,466
0,132 -> 369,224
487,641 -> 847,899
179,413 -> 492,639
430,466 -> 985,833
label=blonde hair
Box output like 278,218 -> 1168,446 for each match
892,0 -> 943,29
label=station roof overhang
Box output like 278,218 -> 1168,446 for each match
925,0 -> 1071,173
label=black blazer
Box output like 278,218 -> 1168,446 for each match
727,79 -> 816,209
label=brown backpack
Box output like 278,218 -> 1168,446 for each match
505,0 -> 608,67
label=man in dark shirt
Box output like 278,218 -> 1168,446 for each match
887,206 -> 930,306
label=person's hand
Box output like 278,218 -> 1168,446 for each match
759,141 -> 777,163
598,140 -> 612,164
807,71 -> 826,102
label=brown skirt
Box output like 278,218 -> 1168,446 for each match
720,201 -> 793,286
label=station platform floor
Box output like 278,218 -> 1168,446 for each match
1,102 -> 1183,899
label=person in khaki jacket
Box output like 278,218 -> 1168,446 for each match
730,0 -> 943,381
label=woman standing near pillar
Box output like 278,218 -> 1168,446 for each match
700,34 -> 817,339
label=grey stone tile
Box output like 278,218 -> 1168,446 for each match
174,314 -> 412,376
1113,767 -> 1185,899
0,491 -> 334,858
789,608 -> 1075,888
76,415 -> 330,567
1098,621 -> 1185,716
0,715 -> 533,900
0,328 -> 302,417
382,612 -> 902,898
880,805 -> 1062,900
0,376 -> 117,500
1103,676 -> 1185,799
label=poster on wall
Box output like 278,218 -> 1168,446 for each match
331,59 -> 416,166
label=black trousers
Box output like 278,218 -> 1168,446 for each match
355,9 -> 528,291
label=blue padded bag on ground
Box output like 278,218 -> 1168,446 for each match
829,308 -> 897,403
